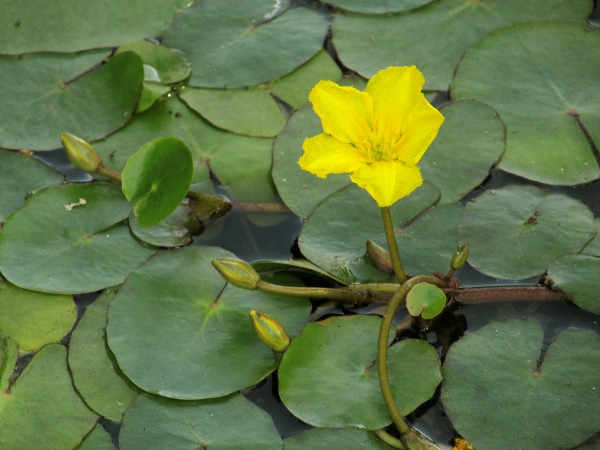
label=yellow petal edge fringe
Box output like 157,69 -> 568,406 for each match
298,66 -> 444,207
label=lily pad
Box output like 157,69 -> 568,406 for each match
0,335 -> 18,394
406,282 -> 447,319
162,0 -> 328,88
279,315 -> 441,429
136,82 -> 171,113
458,185 -> 595,280
419,100 -> 505,204
0,150 -> 64,222
298,182 -> 440,284
0,51 -> 143,151
69,289 -> 140,422
0,0 -> 190,54
116,40 -> 190,84
441,318 -> 600,449
452,22 -> 600,185
0,183 -> 156,294
547,255 -> 600,315
283,428 -> 390,449
180,86 -> 286,137
322,0 -> 433,14
107,246 -> 310,399
122,137 -> 193,227
581,219 -> 600,257
332,0 -> 592,91
0,281 -> 76,352
77,424 -> 114,450
129,205 -> 200,247
268,49 -> 342,109
0,344 -> 97,450
120,394 -> 282,449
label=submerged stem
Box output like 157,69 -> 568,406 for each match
381,207 -> 407,283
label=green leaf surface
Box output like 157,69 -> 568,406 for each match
116,40 -> 190,84
120,394 -> 282,450
69,289 -> 140,422
162,0 -> 328,88
268,49 -> 342,109
0,0 -> 190,54
0,51 -> 143,151
136,82 -> 171,113
279,315 -> 441,429
283,428 -> 391,449
0,344 -> 97,450
107,246 -> 310,399
406,283 -> 447,319
0,336 -> 18,394
128,205 -> 200,247
452,22 -> 600,185
322,0 -> 433,14
332,0 -> 592,91
180,86 -> 286,137
273,106 -> 350,218
0,281 -> 76,352
122,137 -> 193,227
547,255 -> 600,315
0,150 -> 64,222
0,183 -> 156,294
298,182 -> 440,284
442,318 -> 600,449
420,100 -> 505,204
77,424 -> 114,450
252,259 -> 349,285
458,185 -> 595,279
581,219 -> 600,257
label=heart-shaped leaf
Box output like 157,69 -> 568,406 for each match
406,282 -> 447,319
283,428 -> 390,449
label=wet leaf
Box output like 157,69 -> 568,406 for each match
547,255 -> 600,315
283,428 -> 390,449
279,315 -> 441,429
458,185 -> 595,279
442,318 -> 600,449
128,205 -> 200,247
406,283 -> 447,319
452,22 -> 600,185
116,40 -> 190,84
136,82 -> 171,113
0,183 -> 156,294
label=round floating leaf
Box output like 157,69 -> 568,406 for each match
298,182 -> 440,284
458,185 -> 595,280
0,0 -> 190,54
180,86 -> 286,137
69,289 -> 140,422
442,318 -> 600,449
273,106 -> 350,218
78,424 -> 114,450
0,150 -> 64,222
581,219 -> 600,257
283,428 -> 390,450
268,49 -> 342,109
108,246 -> 310,399
407,283 -> 447,319
129,205 -> 200,247
0,183 -> 156,294
120,394 -> 282,450
333,1 -> 592,91
279,315 -> 441,429
116,40 -> 190,84
122,137 -> 193,228
162,0 -> 328,88
420,101 -> 505,204
136,82 -> 171,113
452,22 -> 600,185
395,203 -> 463,277
547,255 -> 600,315
0,344 -> 97,450
322,0 -> 432,14
0,51 -> 143,151
0,281 -> 76,352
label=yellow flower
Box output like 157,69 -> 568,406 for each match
298,66 -> 444,207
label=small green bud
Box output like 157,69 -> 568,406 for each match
451,243 -> 470,271
366,240 -> 393,273
61,133 -> 102,173
211,258 -> 260,290
249,310 -> 290,353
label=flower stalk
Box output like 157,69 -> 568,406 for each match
381,207 -> 408,284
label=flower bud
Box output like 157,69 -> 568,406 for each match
366,240 -> 393,273
211,258 -> 260,290
61,133 -> 102,173
249,310 -> 290,352
451,243 -> 470,271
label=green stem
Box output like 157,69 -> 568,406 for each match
381,207 -> 407,284
97,164 -> 122,183
373,429 -> 406,449
377,276 -> 445,437
347,283 -> 400,294
256,280 -> 384,304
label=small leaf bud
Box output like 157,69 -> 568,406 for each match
249,310 -> 291,353
451,243 -> 470,271
366,240 -> 393,273
61,133 -> 102,173
211,258 -> 260,290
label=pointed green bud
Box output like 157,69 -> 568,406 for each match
249,310 -> 290,353
451,243 -> 470,271
366,240 -> 393,273
211,258 -> 260,290
61,133 -> 102,173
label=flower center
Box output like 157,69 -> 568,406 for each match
360,118 -> 402,163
